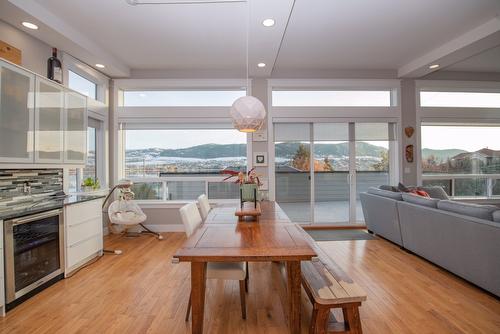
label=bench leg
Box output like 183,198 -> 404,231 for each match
310,306 -> 330,334
239,280 -> 247,320
343,306 -> 362,334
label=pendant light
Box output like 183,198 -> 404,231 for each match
230,0 -> 266,133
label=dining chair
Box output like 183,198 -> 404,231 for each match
179,202 -> 248,321
197,194 -> 211,221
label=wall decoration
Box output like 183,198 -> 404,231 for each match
253,152 -> 268,166
404,126 -> 415,138
405,145 -> 414,163
252,129 -> 267,142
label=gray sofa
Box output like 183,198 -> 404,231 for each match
360,187 -> 500,297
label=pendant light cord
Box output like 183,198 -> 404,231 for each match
246,0 -> 249,95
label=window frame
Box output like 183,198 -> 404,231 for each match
70,117 -> 106,193
112,78 -> 252,196
272,89 -> 394,107
416,80 -> 500,194
62,53 -> 109,104
68,70 -> 97,100
121,127 -> 248,203
267,79 -> 402,202
121,89 -> 247,107
419,123 -> 500,199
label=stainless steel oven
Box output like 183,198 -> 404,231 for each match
4,209 -> 64,304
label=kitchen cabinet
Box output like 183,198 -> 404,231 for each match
0,61 -> 35,163
64,91 -> 87,164
0,59 -> 87,166
35,77 -> 65,163
64,199 -> 103,276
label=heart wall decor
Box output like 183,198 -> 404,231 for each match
404,126 -> 415,138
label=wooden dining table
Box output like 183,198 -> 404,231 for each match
173,201 -> 317,334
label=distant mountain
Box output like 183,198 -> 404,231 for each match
158,144 -> 246,159
422,148 -> 467,162
276,142 -> 386,158
126,142 -> 388,160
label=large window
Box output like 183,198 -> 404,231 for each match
124,129 -> 247,200
122,90 -> 246,107
68,119 -> 103,192
68,70 -> 97,100
83,126 -> 97,181
272,90 -> 392,107
421,125 -> 500,197
420,91 -> 500,108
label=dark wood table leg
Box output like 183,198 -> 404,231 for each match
191,262 -> 207,334
286,261 -> 301,334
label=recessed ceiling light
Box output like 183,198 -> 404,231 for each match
95,64 -> 105,68
22,22 -> 38,30
257,63 -> 266,68
429,64 -> 440,69
262,18 -> 275,27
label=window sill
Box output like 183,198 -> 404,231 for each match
451,197 -> 500,205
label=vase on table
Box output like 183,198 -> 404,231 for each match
240,183 -> 258,208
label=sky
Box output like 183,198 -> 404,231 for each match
126,126 -> 500,152
421,126 -> 500,151
126,129 -> 247,150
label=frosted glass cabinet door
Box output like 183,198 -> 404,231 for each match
64,91 -> 87,164
0,61 -> 35,163
35,78 -> 64,163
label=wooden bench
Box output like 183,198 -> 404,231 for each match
300,230 -> 367,334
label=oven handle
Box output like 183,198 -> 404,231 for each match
11,209 -> 63,226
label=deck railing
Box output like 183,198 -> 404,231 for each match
422,173 -> 500,198
127,172 -> 500,202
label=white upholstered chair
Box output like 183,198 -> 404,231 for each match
179,203 -> 248,321
197,194 -> 211,220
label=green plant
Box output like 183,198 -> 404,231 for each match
82,177 -> 100,190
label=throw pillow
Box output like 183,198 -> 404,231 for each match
410,189 -> 430,198
379,185 -> 399,192
418,186 -> 449,200
397,182 -> 411,192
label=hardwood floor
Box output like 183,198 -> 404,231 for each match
0,233 -> 499,334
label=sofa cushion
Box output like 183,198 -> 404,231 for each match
494,210 -> 500,223
418,186 -> 449,200
402,193 -> 439,208
367,187 -> 403,200
437,200 -> 498,221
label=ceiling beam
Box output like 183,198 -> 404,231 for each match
6,0 -> 130,77
398,17 -> 500,78
248,0 -> 294,78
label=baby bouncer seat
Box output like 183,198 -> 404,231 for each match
106,182 -> 163,240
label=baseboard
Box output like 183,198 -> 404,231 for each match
301,224 -> 367,230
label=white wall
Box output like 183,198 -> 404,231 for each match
0,19 -> 52,75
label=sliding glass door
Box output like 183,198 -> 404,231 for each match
275,124 -> 312,223
274,122 -> 395,225
313,123 -> 351,224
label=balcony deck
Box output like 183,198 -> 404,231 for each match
278,200 -> 365,225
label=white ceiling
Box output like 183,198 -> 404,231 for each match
1,0 -> 500,78
275,0 -> 500,71
34,0 -> 248,70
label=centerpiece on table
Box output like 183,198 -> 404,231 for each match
221,168 -> 262,212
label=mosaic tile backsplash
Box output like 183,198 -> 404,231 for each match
0,169 -> 63,206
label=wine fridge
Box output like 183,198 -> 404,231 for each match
4,209 -> 64,306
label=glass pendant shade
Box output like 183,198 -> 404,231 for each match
230,96 -> 266,133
